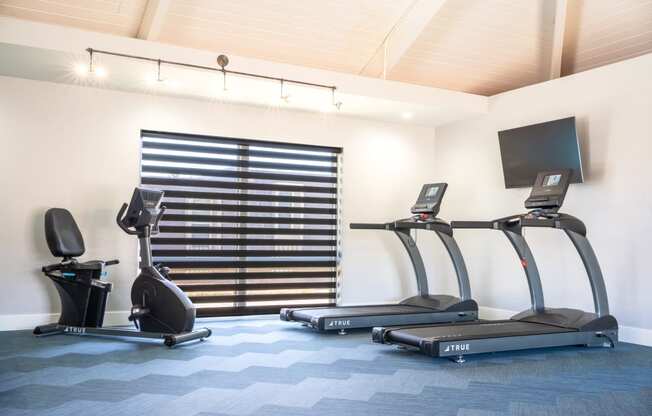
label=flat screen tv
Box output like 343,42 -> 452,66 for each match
498,116 -> 583,188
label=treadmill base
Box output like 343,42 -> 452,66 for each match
373,309 -> 618,360
432,330 -> 616,358
280,304 -> 478,332
374,320 -> 618,360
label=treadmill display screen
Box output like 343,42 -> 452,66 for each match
411,183 -> 447,215
425,186 -> 440,198
543,174 -> 562,187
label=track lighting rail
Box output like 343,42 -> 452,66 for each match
86,48 -> 337,92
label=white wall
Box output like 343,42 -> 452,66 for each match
0,75 -> 451,328
3,51 -> 650,345
432,54 -> 652,341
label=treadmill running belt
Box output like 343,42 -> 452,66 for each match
388,321 -> 576,346
291,305 -> 439,321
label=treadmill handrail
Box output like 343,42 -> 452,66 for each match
350,218 -> 452,235
502,228 -> 545,312
564,229 -> 610,316
350,222 -> 394,230
350,219 -> 472,301
452,217 -> 546,313
393,228 -> 430,297
434,231 -> 472,301
451,220 -> 495,229
453,213 -> 587,236
452,212 -> 608,317
393,219 -> 453,236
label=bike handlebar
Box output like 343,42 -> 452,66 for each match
42,263 -> 62,273
116,203 -> 138,235
116,201 -> 166,236
152,206 -> 166,235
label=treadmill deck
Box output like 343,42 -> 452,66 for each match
283,304 -> 477,331
387,320 -> 575,346
291,304 -> 438,320
375,319 -> 615,358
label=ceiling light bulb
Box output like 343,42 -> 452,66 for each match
93,66 -> 107,78
401,112 -> 413,120
74,63 -> 88,77
320,104 -> 335,113
144,73 -> 170,86
330,88 -> 342,111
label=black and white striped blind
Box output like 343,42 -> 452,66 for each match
140,130 -> 341,317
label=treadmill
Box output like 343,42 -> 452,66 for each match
372,170 -> 618,362
280,183 -> 478,333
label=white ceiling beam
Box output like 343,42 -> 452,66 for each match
136,0 -> 171,40
549,0 -> 570,79
360,0 -> 447,78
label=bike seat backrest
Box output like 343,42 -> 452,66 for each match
45,208 -> 85,258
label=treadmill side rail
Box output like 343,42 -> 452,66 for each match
318,311 -> 475,331
286,307 -> 478,331
434,331 -> 616,357
375,327 -> 618,357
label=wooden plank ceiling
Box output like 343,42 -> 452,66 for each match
1,0 -> 650,96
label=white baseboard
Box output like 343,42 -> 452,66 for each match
480,306 -> 652,347
619,325 -> 652,347
0,310 -> 131,331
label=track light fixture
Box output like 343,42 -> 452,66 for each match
221,70 -> 227,92
83,48 -> 342,110
332,88 -> 342,110
280,79 -> 290,103
216,54 -> 229,70
77,48 -> 106,78
156,59 -> 164,82
217,54 -> 228,92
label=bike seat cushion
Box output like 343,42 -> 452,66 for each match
45,208 -> 85,258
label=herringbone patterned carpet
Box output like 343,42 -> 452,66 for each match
1,316 -> 650,415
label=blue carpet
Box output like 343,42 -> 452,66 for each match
0,316 -> 650,415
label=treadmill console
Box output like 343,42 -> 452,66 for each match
525,169 -> 571,211
411,183 -> 447,216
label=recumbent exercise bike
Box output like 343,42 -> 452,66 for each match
34,187 -> 211,347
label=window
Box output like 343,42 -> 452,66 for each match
140,130 -> 341,317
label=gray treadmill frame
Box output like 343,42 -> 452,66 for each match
375,214 -> 618,359
453,215 -> 611,318
435,329 -> 613,358
389,220 -> 472,300
280,219 -> 477,331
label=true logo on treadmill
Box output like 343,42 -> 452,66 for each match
328,320 -> 351,327
443,343 -> 469,352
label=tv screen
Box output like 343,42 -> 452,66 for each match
498,117 -> 583,188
